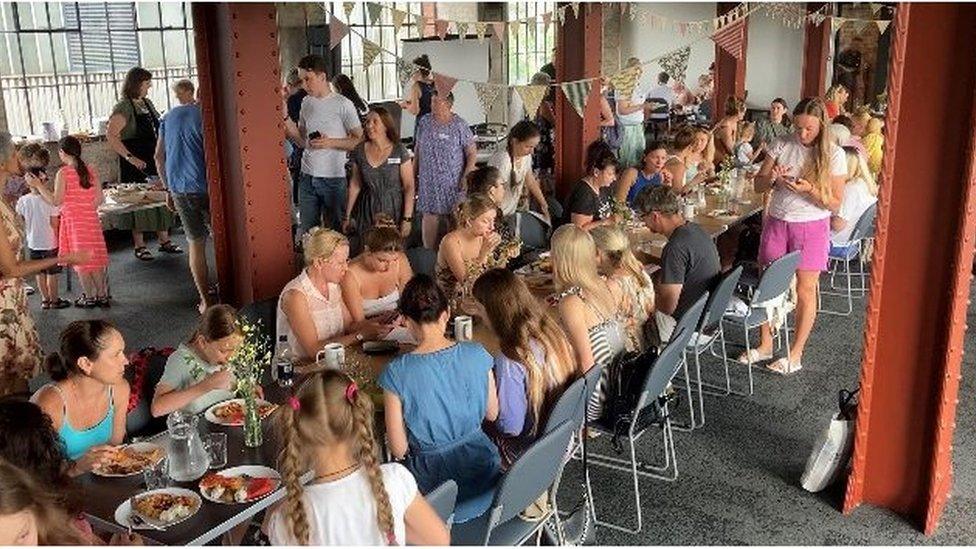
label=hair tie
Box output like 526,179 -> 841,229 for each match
386,531 -> 397,545
345,382 -> 359,403
288,396 -> 301,411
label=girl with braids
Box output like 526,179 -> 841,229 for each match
267,369 -> 448,545
340,217 -> 413,324
28,136 -> 110,308
380,274 -> 500,523
591,225 -> 655,352
471,269 -> 578,469
752,97 -> 847,374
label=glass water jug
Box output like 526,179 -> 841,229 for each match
166,410 -> 211,481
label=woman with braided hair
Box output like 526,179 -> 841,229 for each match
267,369 -> 448,545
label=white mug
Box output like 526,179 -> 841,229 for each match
317,343 -> 346,370
454,316 -> 473,342
682,203 -> 696,220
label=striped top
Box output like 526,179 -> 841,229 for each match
58,166 -> 109,272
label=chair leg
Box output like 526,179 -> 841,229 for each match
694,350 -> 705,426
743,323 -> 755,395
702,326 -> 750,397
672,353 -> 698,431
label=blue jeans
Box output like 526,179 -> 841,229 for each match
298,174 -> 346,236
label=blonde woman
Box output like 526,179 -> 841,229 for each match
831,146 -> 878,250
472,268 -> 578,469
277,228 -> 388,360
550,224 -> 626,420
591,225 -> 655,352
824,84 -> 849,120
752,97 -> 847,374
713,96 -> 746,166
269,369 -> 449,545
664,126 -> 715,194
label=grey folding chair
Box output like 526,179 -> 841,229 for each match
449,420 -> 577,546
722,251 -> 801,394
516,212 -> 550,251
666,293 -> 709,431
819,203 -> 877,316
425,480 -> 458,531
583,325 -> 695,534
543,375 -> 587,435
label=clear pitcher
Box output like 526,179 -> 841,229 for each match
166,410 -> 211,481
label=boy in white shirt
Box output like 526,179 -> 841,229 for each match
15,174 -> 67,309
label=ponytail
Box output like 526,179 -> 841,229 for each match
58,136 -> 91,189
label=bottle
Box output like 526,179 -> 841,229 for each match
273,335 -> 294,388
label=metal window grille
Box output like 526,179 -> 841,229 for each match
506,1 -> 555,86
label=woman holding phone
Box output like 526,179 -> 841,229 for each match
749,98 -> 847,374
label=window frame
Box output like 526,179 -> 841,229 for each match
506,1 -> 556,86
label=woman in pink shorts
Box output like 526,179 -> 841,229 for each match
749,97 -> 848,374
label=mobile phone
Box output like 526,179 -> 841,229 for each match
308,131 -> 322,140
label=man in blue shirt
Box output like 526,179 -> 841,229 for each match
154,79 -> 212,313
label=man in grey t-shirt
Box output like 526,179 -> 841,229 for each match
285,54 -> 363,236
634,186 -> 721,343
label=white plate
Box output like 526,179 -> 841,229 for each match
199,465 -> 282,505
124,487 -> 201,529
92,442 -> 166,478
203,398 -> 276,427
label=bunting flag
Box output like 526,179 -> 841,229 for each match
542,12 -> 551,34
871,3 -> 884,15
456,22 -> 468,40
342,2 -> 355,20
608,65 -> 642,97
391,9 -> 407,34
473,82 -> 502,115
329,15 -> 349,50
415,13 -> 426,32
362,38 -> 382,69
875,20 -> 891,34
830,17 -> 843,33
658,46 -> 691,83
809,12 -> 827,27
435,19 -> 449,39
560,80 -> 592,118
474,22 -> 488,42
571,2 -> 581,19
515,85 -> 548,118
491,21 -> 506,42
396,58 -> 413,87
434,73 -> 458,98
711,17 -> 746,59
367,2 -> 383,25
556,6 -> 566,24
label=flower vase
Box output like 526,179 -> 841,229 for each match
242,390 -> 263,448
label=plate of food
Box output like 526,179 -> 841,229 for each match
130,488 -> 201,528
204,398 -> 277,426
93,443 -> 165,477
199,466 -> 281,505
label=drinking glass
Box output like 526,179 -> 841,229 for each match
205,433 -> 228,469
143,457 -> 170,490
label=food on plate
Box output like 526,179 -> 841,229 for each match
132,493 -> 196,524
211,400 -> 277,424
200,473 -> 278,503
95,445 -> 164,476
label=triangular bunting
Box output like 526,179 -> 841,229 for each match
342,2 -> 355,20
608,65 -> 642,98
491,21 -> 506,42
433,73 -> 458,98
571,2 -> 581,19
871,3 -> 884,15
875,20 -> 891,34
329,14 -> 349,50
435,19 -> 449,40
392,9 -> 407,34
543,12 -> 552,34
515,85 -> 548,118
658,46 -> 691,83
367,3 -> 383,25
629,5 -> 639,22
473,82 -> 503,116
556,6 -> 566,25
711,17 -> 746,59
810,12 -> 827,27
396,58 -> 413,87
475,22 -> 488,42
457,22 -> 468,40
560,80 -> 592,118
362,38 -> 382,69
415,14 -> 426,33
831,16 -> 844,33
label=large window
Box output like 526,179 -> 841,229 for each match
0,2 -> 196,138
325,2 -> 423,103
507,2 -> 555,86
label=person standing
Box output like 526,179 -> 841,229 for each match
106,67 -> 182,261
154,79 -> 213,314
615,57 -> 648,169
286,55 -> 364,236
754,98 -> 792,152
283,67 -> 308,204
15,174 -> 69,309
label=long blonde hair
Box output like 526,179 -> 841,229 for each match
844,147 -> 879,197
590,225 -> 650,289
453,193 -> 497,228
793,97 -> 835,204
303,227 -> 348,267
278,370 -> 395,545
472,269 -> 578,429
550,225 -> 615,318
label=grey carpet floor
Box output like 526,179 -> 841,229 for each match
28,232 -> 976,545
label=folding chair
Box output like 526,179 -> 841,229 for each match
449,421 -> 577,545
516,212 -> 550,251
722,251 -> 801,394
426,480 -> 459,531
818,203 -> 877,316
584,325 -> 696,534
665,293 -> 709,431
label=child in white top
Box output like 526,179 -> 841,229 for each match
733,121 -> 762,169
15,175 -> 68,309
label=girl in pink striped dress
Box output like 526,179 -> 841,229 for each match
31,136 -> 110,308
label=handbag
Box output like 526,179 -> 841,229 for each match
800,387 -> 859,492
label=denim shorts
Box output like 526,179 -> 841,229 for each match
29,248 -> 62,275
171,192 -> 211,241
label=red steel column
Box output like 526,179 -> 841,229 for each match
553,2 -> 602,200
713,3 -> 747,123
843,3 -> 976,535
800,2 -> 830,99
193,4 -> 295,307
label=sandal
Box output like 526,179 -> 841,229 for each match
96,296 -> 111,308
41,300 -> 51,310
766,357 -> 802,375
159,241 -> 184,254
74,295 -> 97,308
51,298 -> 71,309
134,247 -> 154,261
737,348 -> 773,365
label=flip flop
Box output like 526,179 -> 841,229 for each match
134,247 -> 154,261
737,348 -> 773,364
765,357 -> 802,375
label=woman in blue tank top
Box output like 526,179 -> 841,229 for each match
614,140 -> 672,207
32,320 -> 130,470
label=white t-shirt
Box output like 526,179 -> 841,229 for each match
645,84 -> 675,121
267,463 -> 418,546
300,93 -> 363,178
488,149 -> 532,216
831,178 -> 877,246
616,86 -> 647,126
766,134 -> 847,222
15,193 -> 59,250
